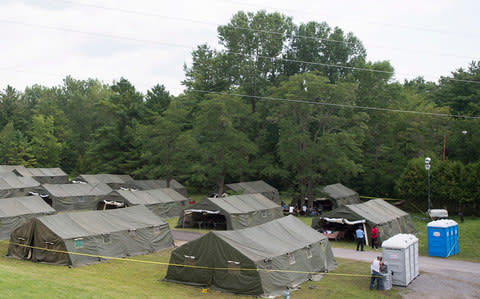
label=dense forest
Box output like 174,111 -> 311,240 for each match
1,11 -> 479,214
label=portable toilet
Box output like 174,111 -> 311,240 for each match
382,234 -> 419,287
427,219 -> 458,257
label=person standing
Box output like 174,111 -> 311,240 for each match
370,256 -> 383,290
370,225 -> 379,249
356,226 -> 365,251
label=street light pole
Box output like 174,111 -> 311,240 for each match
425,157 -> 431,211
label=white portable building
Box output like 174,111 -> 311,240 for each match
381,234 -> 419,287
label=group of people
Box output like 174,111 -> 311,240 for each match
282,202 -> 322,217
355,225 -> 379,251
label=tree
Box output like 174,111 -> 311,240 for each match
217,10 -> 294,112
145,84 -> 172,116
85,78 -> 146,174
271,73 -> 366,204
284,22 -> 366,83
190,94 -> 257,194
28,115 -> 63,167
0,122 -> 35,166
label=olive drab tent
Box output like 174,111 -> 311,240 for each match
12,166 -> 69,184
176,193 -> 284,230
0,172 -> 41,198
225,180 -> 280,203
319,183 -> 361,209
103,188 -> 187,217
38,183 -> 113,211
0,196 -> 55,240
72,174 -> 137,190
312,199 -> 416,243
133,179 -> 189,197
7,206 -> 174,267
165,215 -> 337,297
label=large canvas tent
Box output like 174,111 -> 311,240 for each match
176,193 -> 283,230
12,166 -> 69,184
103,188 -> 187,218
39,183 -> 113,211
312,199 -> 416,243
133,179 -> 188,197
226,180 -> 280,202
165,215 -> 337,297
73,174 -> 136,190
0,172 -> 41,198
318,183 -> 360,210
0,196 -> 55,240
7,206 -> 174,267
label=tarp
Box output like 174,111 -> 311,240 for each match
13,166 -> 69,184
165,215 -> 337,297
320,183 -> 360,209
39,183 -> 113,211
0,173 -> 41,198
176,193 -> 283,230
73,174 -> 136,190
104,188 -> 187,218
226,180 -> 280,202
312,199 -> 416,243
133,179 -> 188,197
0,196 -> 55,240
7,205 -> 174,267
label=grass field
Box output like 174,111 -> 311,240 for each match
0,240 -> 401,298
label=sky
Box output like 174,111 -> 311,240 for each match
1,0 -> 479,96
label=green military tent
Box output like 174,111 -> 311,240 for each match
13,166 -> 69,184
72,174 -> 137,190
226,180 -> 280,202
176,193 -> 283,230
0,196 -> 55,240
318,183 -> 360,210
7,205 -> 174,267
103,188 -> 187,218
0,172 -> 41,198
133,179 -> 189,197
312,199 -> 416,243
165,215 -> 337,297
39,183 -> 113,211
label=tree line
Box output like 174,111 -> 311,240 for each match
1,11 -> 479,214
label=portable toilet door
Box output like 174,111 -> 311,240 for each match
427,220 -> 458,258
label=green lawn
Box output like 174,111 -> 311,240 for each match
0,240 -> 401,298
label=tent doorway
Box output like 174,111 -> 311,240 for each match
181,210 -> 227,230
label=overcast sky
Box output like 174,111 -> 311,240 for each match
1,0 -> 479,96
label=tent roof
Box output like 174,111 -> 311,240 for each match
115,188 -> 187,205
13,166 -> 67,178
37,205 -> 166,239
322,183 -> 358,200
0,196 -> 55,217
74,174 -> 135,185
323,199 -> 409,225
0,175 -> 40,190
0,165 -> 21,173
42,183 -> 112,197
214,215 -> 326,261
206,193 -> 280,214
133,179 -> 186,190
226,180 -> 277,194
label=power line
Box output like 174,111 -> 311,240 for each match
217,0 -> 480,39
191,89 -> 480,120
52,0 -> 480,61
2,18 -> 480,85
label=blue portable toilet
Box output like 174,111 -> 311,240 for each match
427,219 -> 458,257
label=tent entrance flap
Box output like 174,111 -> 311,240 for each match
182,210 -> 226,230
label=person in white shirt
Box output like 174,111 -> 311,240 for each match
370,256 -> 383,290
